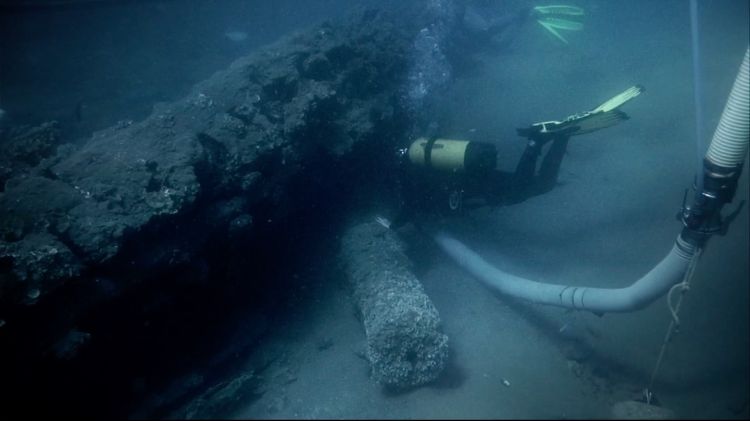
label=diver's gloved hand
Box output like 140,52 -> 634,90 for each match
517,85 -> 644,141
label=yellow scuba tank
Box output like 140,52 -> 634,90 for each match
407,137 -> 497,173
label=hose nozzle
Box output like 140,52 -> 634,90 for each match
679,159 -> 744,246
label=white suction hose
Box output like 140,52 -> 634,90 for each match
433,233 -> 699,314
434,48 -> 749,314
705,48 -> 749,168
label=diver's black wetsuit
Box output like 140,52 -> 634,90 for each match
390,134 -> 569,229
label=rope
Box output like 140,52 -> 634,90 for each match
644,246 -> 703,404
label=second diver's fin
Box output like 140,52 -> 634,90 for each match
533,5 -> 585,16
533,5 -> 584,44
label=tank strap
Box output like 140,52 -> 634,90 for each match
424,136 -> 438,169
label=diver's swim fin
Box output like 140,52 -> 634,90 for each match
563,109 -> 629,136
591,85 -> 644,113
517,85 -> 644,139
533,5 -> 585,16
533,5 -> 584,44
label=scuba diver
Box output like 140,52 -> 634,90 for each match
452,2 -> 585,54
387,85 -> 644,230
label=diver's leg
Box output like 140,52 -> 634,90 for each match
480,135 -> 566,206
535,135 -> 570,194
515,141 -> 542,180
508,139 -> 543,197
